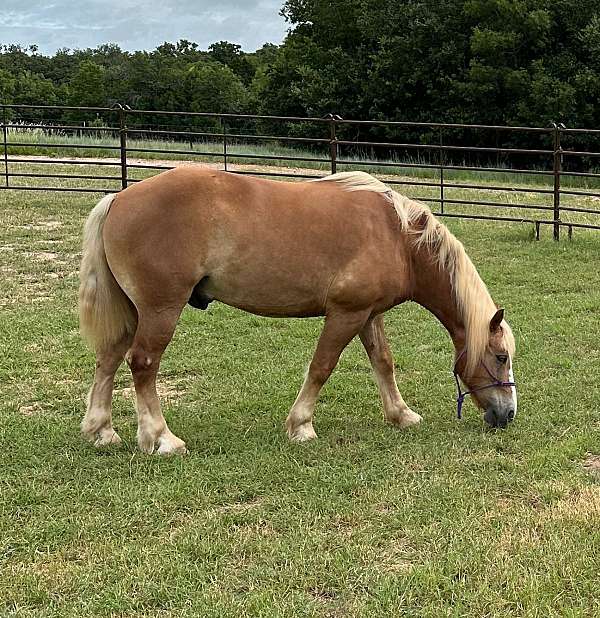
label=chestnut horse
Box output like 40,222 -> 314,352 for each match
79,168 -> 517,455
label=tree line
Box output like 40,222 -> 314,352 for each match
1,1 -> 599,139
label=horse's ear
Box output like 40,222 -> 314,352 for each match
490,308 -> 504,333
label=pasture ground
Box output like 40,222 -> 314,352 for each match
1,181 -> 600,617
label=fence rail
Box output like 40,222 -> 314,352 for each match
2,103 -> 600,239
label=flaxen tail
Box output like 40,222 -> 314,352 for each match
78,194 -> 137,351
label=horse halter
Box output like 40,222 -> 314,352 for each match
452,349 -> 516,419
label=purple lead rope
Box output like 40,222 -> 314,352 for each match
453,350 -> 516,419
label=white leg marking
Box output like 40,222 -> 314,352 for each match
135,400 -> 188,455
286,368 -> 319,442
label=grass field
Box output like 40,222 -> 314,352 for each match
1,180 -> 600,617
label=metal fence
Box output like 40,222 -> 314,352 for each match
2,103 -> 600,240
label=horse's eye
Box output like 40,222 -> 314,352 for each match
496,355 -> 508,364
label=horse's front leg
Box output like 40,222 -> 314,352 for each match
359,314 -> 422,428
286,309 -> 371,442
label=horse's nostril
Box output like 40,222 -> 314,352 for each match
507,409 -> 515,422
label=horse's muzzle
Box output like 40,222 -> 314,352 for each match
484,407 -> 516,429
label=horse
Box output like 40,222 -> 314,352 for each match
78,168 -> 517,455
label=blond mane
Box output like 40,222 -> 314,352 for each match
314,171 -> 515,373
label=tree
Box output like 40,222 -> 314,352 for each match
13,71 -> 60,106
208,41 -> 255,85
67,60 -> 106,107
1,2 -> 599,135
0,69 -> 15,103
185,60 -> 248,114
269,0 -> 600,133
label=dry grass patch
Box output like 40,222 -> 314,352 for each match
116,377 -> 189,403
15,220 -> 63,231
374,539 -> 415,574
18,403 -> 44,417
583,453 -> 600,475
22,251 -> 60,262
545,486 -> 600,520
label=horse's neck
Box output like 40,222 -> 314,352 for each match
410,249 -> 466,352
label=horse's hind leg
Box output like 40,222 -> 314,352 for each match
286,309 -> 371,442
359,314 -> 422,428
81,333 -> 132,446
126,307 -> 187,455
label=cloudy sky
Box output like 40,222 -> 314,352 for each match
1,0 -> 289,55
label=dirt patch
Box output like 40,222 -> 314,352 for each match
583,453 -> 600,475
17,220 -> 63,231
19,403 -> 43,416
214,497 -> 264,515
36,239 -> 64,245
309,587 -> 338,602
116,378 -> 187,401
377,550 -> 414,574
23,251 -> 59,261
9,154 -> 433,186
10,154 -> 325,178
373,536 -> 415,574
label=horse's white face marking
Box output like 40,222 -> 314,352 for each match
508,357 -> 517,417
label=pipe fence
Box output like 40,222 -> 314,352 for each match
3,104 -> 600,239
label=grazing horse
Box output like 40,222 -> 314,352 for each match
79,168 -> 517,455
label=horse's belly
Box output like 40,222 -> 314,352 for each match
203,270 -> 328,318
218,297 -> 324,318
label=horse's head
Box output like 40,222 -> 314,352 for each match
455,308 -> 517,428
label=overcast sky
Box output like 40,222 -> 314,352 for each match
1,0 -> 289,55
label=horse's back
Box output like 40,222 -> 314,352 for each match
103,167 -> 409,317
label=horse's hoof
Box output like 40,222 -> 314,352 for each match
94,429 -> 122,447
156,442 -> 188,456
156,434 -> 188,456
387,408 -> 423,429
82,423 -> 122,447
288,423 -> 318,443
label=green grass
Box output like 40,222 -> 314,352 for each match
1,182 -> 600,617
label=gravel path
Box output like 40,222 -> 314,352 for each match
8,154 -> 328,178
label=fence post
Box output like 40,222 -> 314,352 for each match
439,127 -> 445,214
551,122 -> 563,241
115,104 -> 128,191
2,105 -> 8,188
222,118 -> 228,172
324,114 -> 341,175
